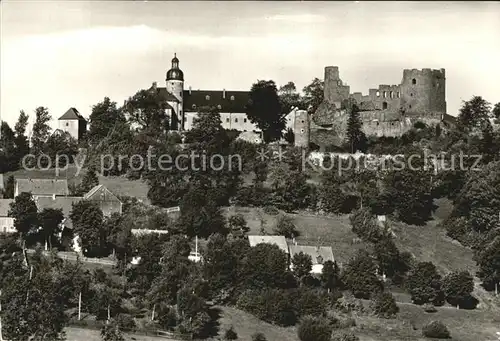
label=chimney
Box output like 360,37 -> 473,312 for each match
152,82 -> 157,90
223,89 -> 226,99
189,86 -> 192,95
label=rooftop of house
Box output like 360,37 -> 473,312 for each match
247,235 -> 289,254
84,184 -> 122,202
288,245 -> 335,265
35,196 -> 83,218
0,199 -> 14,217
16,178 -> 69,197
58,107 -> 87,121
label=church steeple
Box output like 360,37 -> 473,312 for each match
167,53 -> 183,81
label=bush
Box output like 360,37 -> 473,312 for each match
423,303 -> 437,313
224,325 -> 238,340
422,321 -> 451,339
236,289 -> 297,326
115,313 -> 136,331
251,332 -> 267,341
331,331 -> 360,341
273,214 -> 299,239
263,205 -> 279,215
297,315 -> 333,341
371,292 -> 399,318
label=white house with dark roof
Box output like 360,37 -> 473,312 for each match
0,199 -> 15,233
58,107 -> 87,141
247,235 -> 289,254
288,244 -> 335,274
14,178 -> 69,198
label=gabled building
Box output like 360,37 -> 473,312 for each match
247,235 -> 289,254
14,178 -> 69,198
58,107 -> 87,141
0,199 -> 15,233
35,196 -> 83,230
83,184 -> 123,216
288,244 -> 335,274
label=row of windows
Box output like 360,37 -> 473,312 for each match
200,95 -> 235,101
376,91 -> 401,99
226,117 -> 247,123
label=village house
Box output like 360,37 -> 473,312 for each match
0,199 -> 15,233
14,178 -> 69,199
288,244 -> 335,274
247,235 -> 289,254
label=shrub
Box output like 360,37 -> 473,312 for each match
297,315 -> 333,341
224,325 -> 238,340
273,214 -> 300,239
115,313 -> 136,331
422,321 -> 451,339
423,303 -> 437,313
371,292 -> 399,318
236,289 -> 297,326
331,331 -> 360,341
263,205 -> 279,215
251,332 -> 267,341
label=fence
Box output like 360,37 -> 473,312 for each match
25,249 -> 116,266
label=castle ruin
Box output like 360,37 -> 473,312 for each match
296,66 -> 453,149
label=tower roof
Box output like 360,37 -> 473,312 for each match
59,107 -> 86,121
166,53 -> 184,81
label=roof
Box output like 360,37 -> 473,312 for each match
35,196 -> 83,230
182,90 -> 249,113
83,185 -> 121,202
288,245 -> 335,265
16,179 -> 69,196
156,88 -> 180,103
0,199 -> 14,217
247,235 -> 289,254
59,107 -> 86,121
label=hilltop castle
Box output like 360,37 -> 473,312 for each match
299,66 -> 454,150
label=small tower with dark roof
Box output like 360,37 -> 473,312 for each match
166,53 -> 185,130
58,107 -> 87,141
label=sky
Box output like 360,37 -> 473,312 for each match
1,1 -> 499,131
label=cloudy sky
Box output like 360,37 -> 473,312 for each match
1,1 -> 499,129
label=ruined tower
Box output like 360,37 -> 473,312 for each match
324,66 -> 350,108
400,68 -> 446,115
294,110 -> 310,148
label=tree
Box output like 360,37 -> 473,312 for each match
101,320 -> 125,341
342,250 -> 383,299
344,102 -> 367,153
184,106 -> 230,151
8,192 -> 38,250
43,131 -> 79,167
320,170 -> 347,214
442,270 -> 474,308
406,262 -> 444,305
80,166 -> 99,194
273,214 -> 299,239
124,88 -> 170,134
283,128 -> 295,144
279,81 -> 303,115
246,80 -> 284,142
371,292 -> 399,318
70,201 -> 106,257
14,110 -> 30,167
475,236 -> 500,292
456,96 -> 492,133
297,315 -> 333,341
302,78 -> 324,115
493,102 -> 500,124
0,121 -> 18,172
1,255 -> 68,341
274,171 -> 316,212
243,243 -> 292,290
292,252 -> 313,281
252,332 -> 267,341
224,326 -> 238,340
374,237 -> 411,280
320,260 -> 340,292
38,208 -> 64,250
3,175 -> 15,199
31,106 -> 52,156
88,97 -> 126,145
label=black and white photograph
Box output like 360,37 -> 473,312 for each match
0,1 -> 499,340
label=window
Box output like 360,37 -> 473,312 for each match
205,95 -> 210,100
230,95 -> 235,101
383,91 -> 387,98
300,129 -> 304,133
235,118 -> 238,123
226,118 -> 229,123
376,91 -> 380,97
192,104 -> 197,109
397,92 -> 400,98
66,122 -> 69,126
316,255 -> 324,264
301,120 -> 304,124
244,118 -> 247,123
409,105 -> 412,109
382,102 -> 388,109
412,78 -> 416,85
217,104 -> 222,110
390,91 -> 394,98
410,93 -> 413,97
